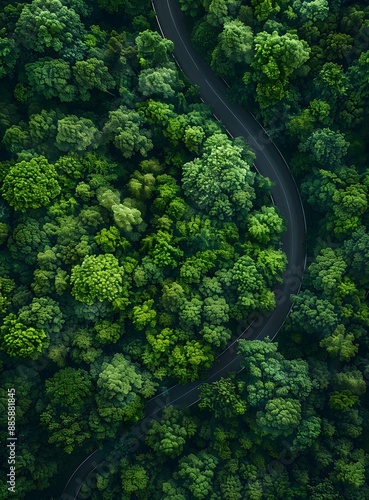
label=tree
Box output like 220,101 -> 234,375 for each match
333,449 -> 365,488
251,0 -> 280,22
70,328 -> 102,364
246,206 -> 285,245
121,463 -> 149,495
25,58 -> 76,102
55,115 -> 99,152
211,20 -> 253,76
8,219 -> 49,265
0,28 -> 19,79
341,226 -> 369,283
132,299 -> 157,331
199,376 -> 247,419
135,30 -> 174,67
0,277 -> 14,315
128,171 -> 156,200
15,0 -> 85,56
41,413 -> 90,456
255,397 -> 302,438
73,58 -> 116,100
145,230 -> 184,268
320,324 -> 358,361
308,247 -> 347,295
70,254 -> 125,306
180,251 -> 217,284
329,184 -> 368,236
94,320 -> 123,345
313,63 -> 349,107
184,125 -> 206,152
176,451 -> 218,499
182,133 -> 256,221
161,282 -> 186,312
101,106 -> 153,158
200,323 -> 231,348
28,109 -> 59,152
94,353 -> 151,423
1,156 -> 60,212
202,295 -> 229,325
205,0 -> 240,27
301,168 -> 342,212
251,30 -> 310,107
1,124 -> 30,154
139,99 -> 176,126
179,0 -> 203,17
329,391 -> 358,411
179,296 -> 203,329
237,340 -> 313,408
133,256 -> 164,287
18,297 -> 64,335
231,255 -> 270,315
321,33 -> 353,62
292,416 -> 321,453
299,128 -> 349,167
112,203 -> 143,232
45,367 -> 92,411
146,406 -> 197,458
292,0 -> 329,23
138,66 -> 179,99
169,340 -> 214,383
290,290 -> 339,336
0,313 -> 47,359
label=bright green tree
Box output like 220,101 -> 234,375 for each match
135,30 -> 174,67
121,463 -> 149,495
18,297 -> 64,335
132,299 -> 157,331
247,205 -> 285,245
1,156 -> 60,212
0,313 -> 47,359
290,290 -> 339,335
70,254 -> 125,306
251,30 -> 310,107
211,20 -> 253,76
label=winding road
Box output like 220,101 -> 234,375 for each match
60,1 -> 306,498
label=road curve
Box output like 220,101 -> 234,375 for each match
60,1 -> 306,498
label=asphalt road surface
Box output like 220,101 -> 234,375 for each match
60,1 -> 306,498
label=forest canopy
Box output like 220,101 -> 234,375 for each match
1,0 -> 369,498
0,0 -> 289,497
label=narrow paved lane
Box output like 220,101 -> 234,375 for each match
60,1 -> 306,497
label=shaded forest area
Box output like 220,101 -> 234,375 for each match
1,0 -> 369,498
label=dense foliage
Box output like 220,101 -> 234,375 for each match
0,0 -> 288,497
1,0 -> 369,498
80,1 -> 369,498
